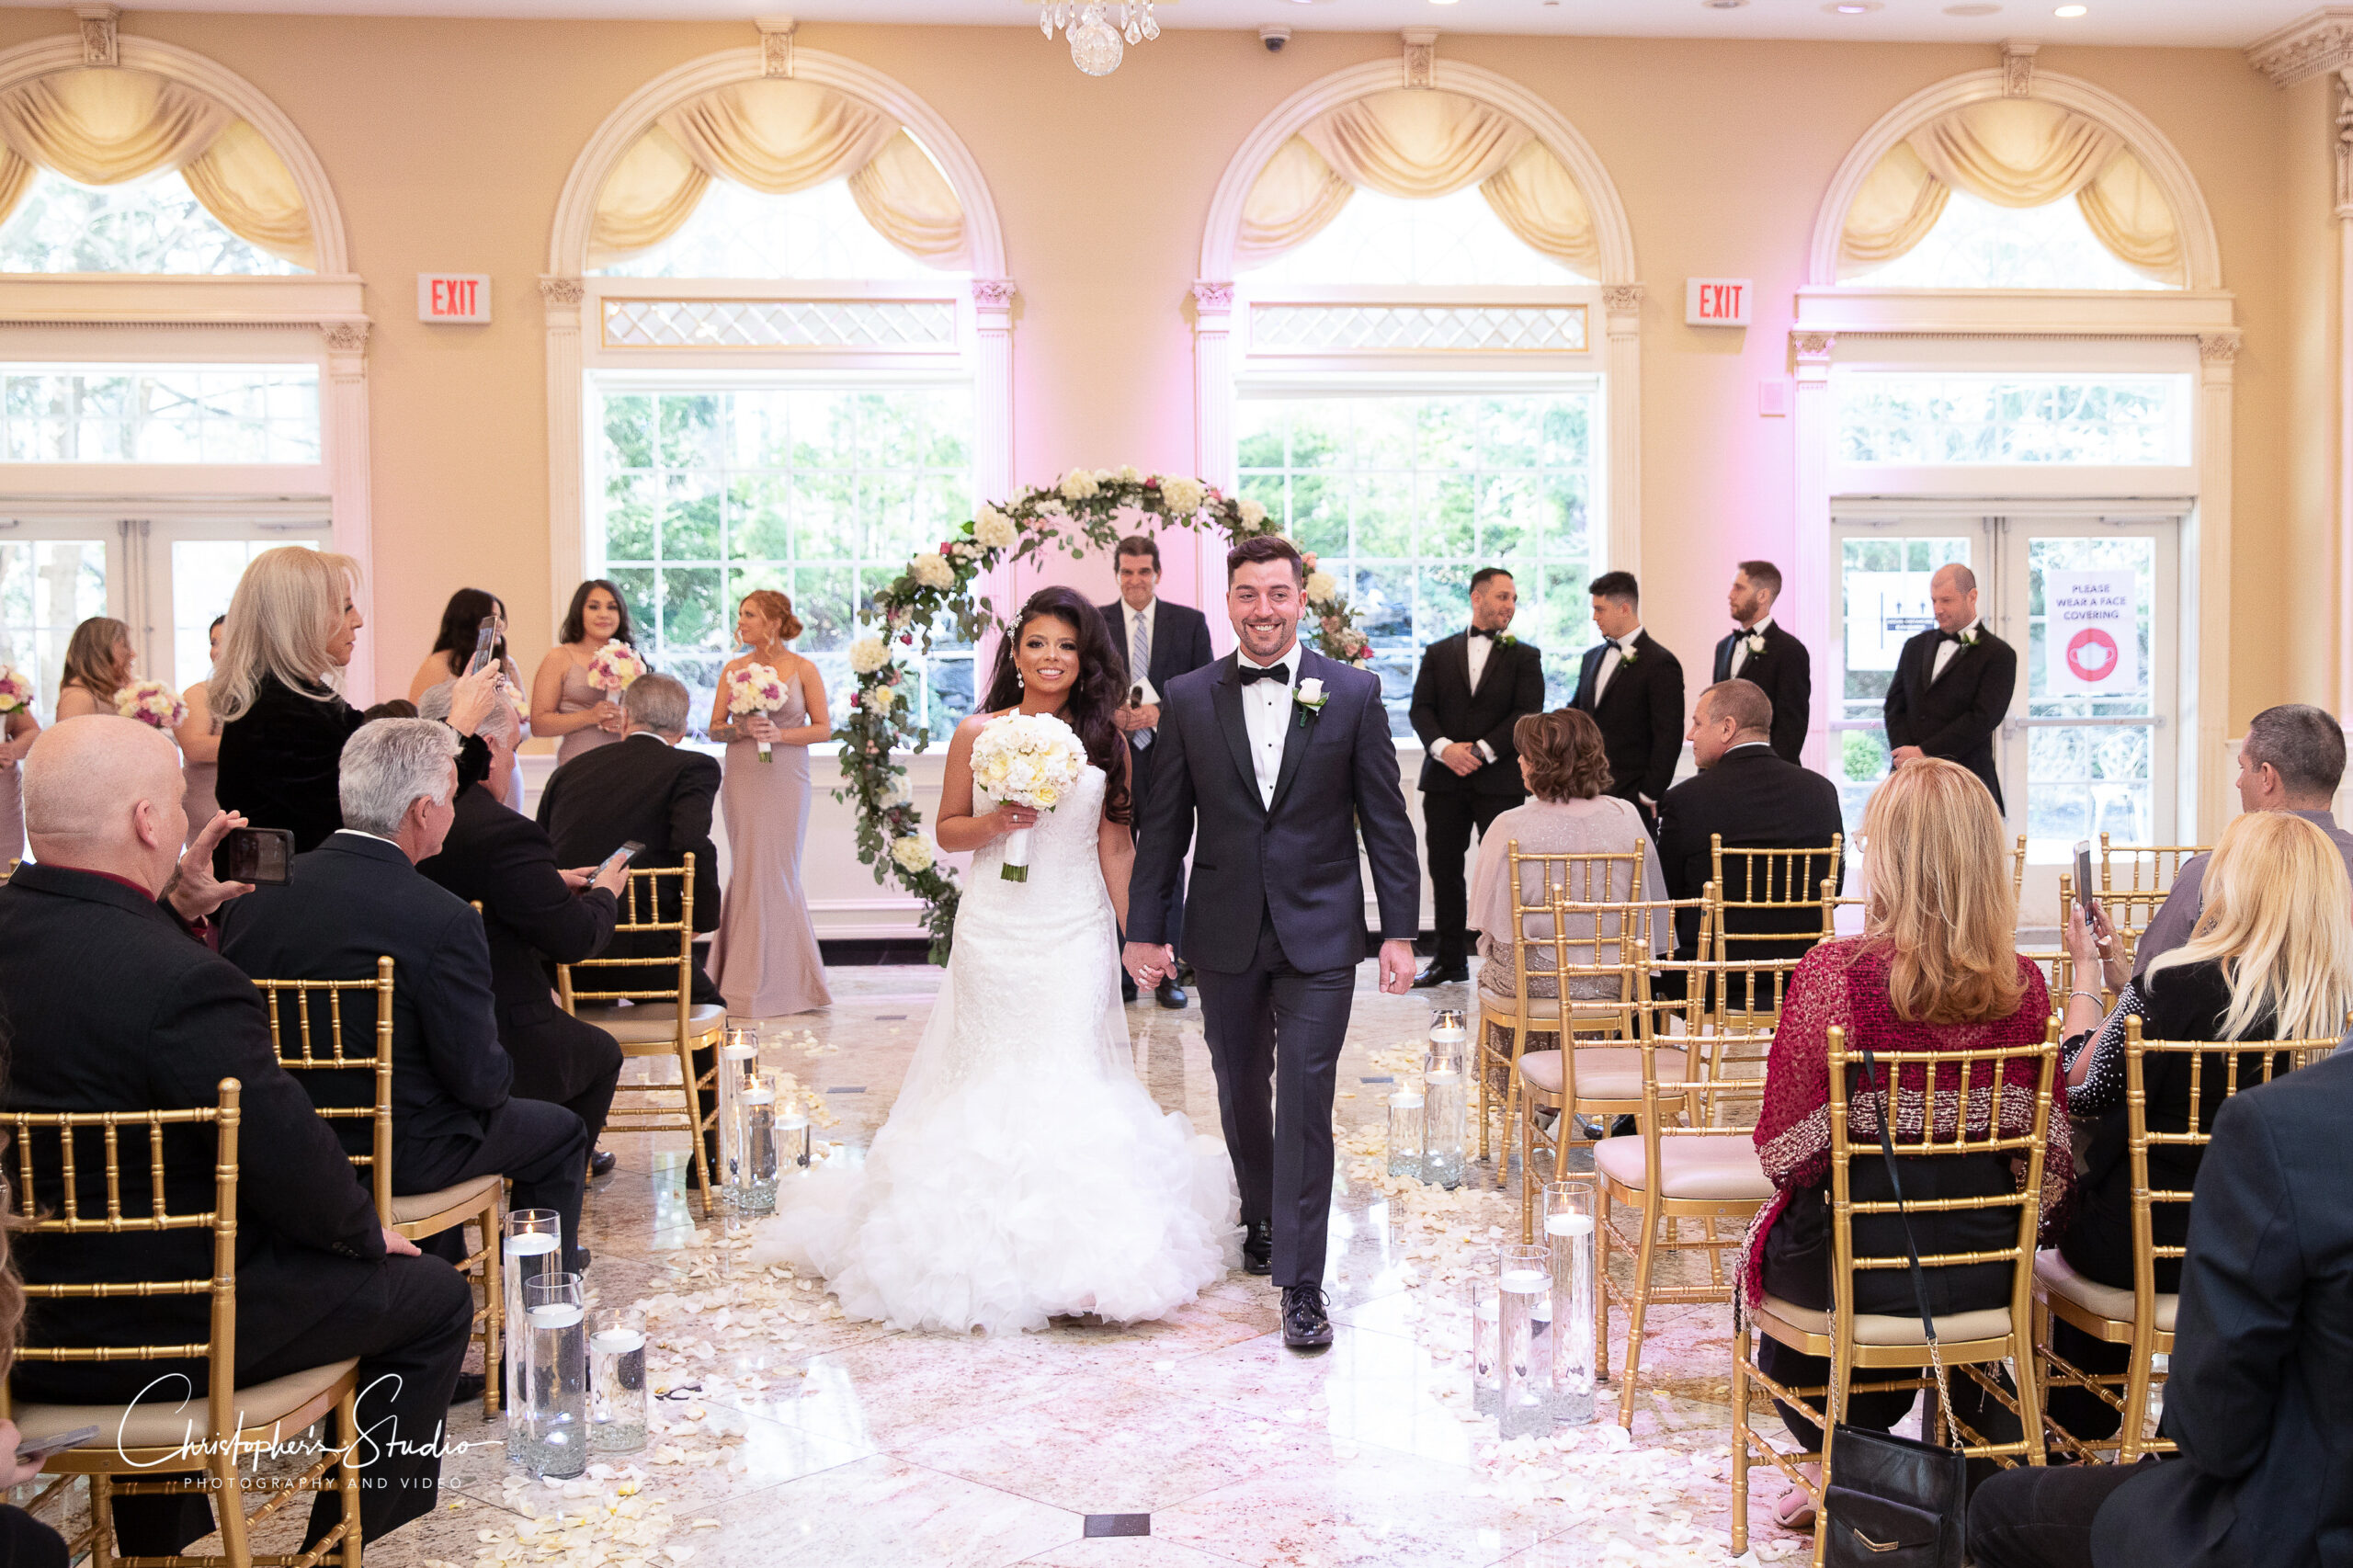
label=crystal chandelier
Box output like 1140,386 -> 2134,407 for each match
1040,2 -> 1158,77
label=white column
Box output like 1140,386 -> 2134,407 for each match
2195,330 -> 2240,843
2336,67 -> 2353,718
1790,330 -> 1836,776
540,278 -> 586,640
323,318 -> 376,704
1191,279 -> 1237,599
972,278 -> 1017,504
1602,284 -> 1643,581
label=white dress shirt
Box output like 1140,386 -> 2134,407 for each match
1237,648 -> 1294,809
1591,624 -> 1644,705
1431,628 -> 1501,766
1931,618 -> 1982,683
1729,615 -> 1774,678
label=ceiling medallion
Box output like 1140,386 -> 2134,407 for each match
1040,3 -> 1158,76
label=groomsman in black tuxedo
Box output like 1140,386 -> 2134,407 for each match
1882,562 -> 2017,812
1407,566 -> 1546,987
1711,560 -> 1811,764
1099,535 -> 1217,1007
1571,571 -> 1685,835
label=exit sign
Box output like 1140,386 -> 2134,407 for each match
1685,278 -> 1752,326
417,274 -> 491,324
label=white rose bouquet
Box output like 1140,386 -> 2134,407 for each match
968,710 -> 1088,883
0,665 -> 29,715
722,662 -> 789,762
586,642 -> 645,695
847,635 -> 891,676
116,678 -> 186,733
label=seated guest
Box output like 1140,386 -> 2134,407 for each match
1969,1045 -> 2353,1568
2126,703 -> 2353,976
1743,757 -> 2073,1529
0,1148 -> 70,1568
2042,810 -> 2353,1444
1655,679 -> 1843,999
360,697 -> 418,722
417,680 -> 628,1176
1469,709 -> 1667,1024
0,716 -> 470,1558
220,719 -> 590,1269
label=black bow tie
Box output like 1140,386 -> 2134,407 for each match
1938,630 -> 1964,643
1237,663 -> 1290,687
1468,627 -> 1497,641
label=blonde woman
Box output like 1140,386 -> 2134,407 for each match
50,616 -> 135,719
2047,810 -> 2353,1440
1744,758 -> 2073,1528
214,547 -> 500,852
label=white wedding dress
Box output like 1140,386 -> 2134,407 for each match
753,765 -> 1238,1334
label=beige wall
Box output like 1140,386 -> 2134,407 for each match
0,12 -> 2317,730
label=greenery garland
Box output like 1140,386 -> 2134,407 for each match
832,468 -> 1371,963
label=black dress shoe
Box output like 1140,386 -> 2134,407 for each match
449,1371 -> 485,1408
1155,979 -> 1188,1009
1121,978 -> 1138,1004
1412,961 -> 1469,989
589,1147 -> 618,1178
1280,1284 -> 1334,1349
1241,1219 -> 1273,1275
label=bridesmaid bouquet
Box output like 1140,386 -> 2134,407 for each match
969,710 -> 1087,882
0,665 -> 28,714
116,678 -> 186,733
722,663 -> 789,762
587,642 -> 646,695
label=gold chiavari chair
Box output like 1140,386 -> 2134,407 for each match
254,959 -> 506,1416
1707,834 -> 1839,1025
1,857 -> 16,883
2010,835 -> 2064,991
1733,1022 -> 2061,1564
557,858 -> 726,1217
1,1080 -> 365,1568
1592,954 -> 1778,1425
2033,1017 -> 2334,1463
1474,846 -> 1647,1187
2054,876 -> 2170,1001
2012,834 -> 2028,905
2100,834 -> 2205,902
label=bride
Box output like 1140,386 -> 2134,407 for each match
755,585 -> 1237,1333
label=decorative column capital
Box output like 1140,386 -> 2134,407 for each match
539,276 -> 586,309
2000,40 -> 2040,97
1191,279 -> 1236,316
756,16 -> 797,79
1601,283 -> 1644,316
2248,7 -> 2353,88
320,319 -> 370,356
2198,330 -> 2243,365
1793,330 -> 1836,366
74,5 -> 118,67
971,277 -> 1017,312
1401,29 -> 1437,90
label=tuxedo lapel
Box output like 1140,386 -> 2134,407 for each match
1211,657 -> 1261,810
1267,650 -> 1320,817
1457,632 -> 1479,698
1574,644 -> 1601,708
1713,634 -> 1733,685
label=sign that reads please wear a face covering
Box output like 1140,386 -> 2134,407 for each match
2044,569 -> 2138,695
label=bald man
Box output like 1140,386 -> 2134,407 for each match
0,716 -> 472,1561
1881,562 -> 2017,811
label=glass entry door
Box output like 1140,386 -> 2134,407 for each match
1830,519 -> 1983,833
0,517 -> 118,712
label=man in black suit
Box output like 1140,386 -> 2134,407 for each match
1655,680 -> 1842,995
1711,560 -> 1811,763
538,672 -> 723,1006
1571,570 -> 1685,835
1967,1047 -> 2353,1568
1099,533 -> 1217,1007
1407,565 -> 1546,987
1882,562 -> 2016,811
221,719 -> 591,1271
1123,535 -> 1420,1349
0,717 -> 471,1559
417,680 -> 627,1174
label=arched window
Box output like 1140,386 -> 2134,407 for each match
550,54 -> 1008,730
0,166 -> 299,275
1202,64 -> 1638,728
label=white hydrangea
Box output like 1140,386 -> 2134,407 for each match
889,835 -> 936,873
1092,468 -> 1114,483
1058,471 -> 1099,501
1305,570 -> 1339,604
847,636 -> 890,675
1117,465 -> 1140,483
909,551 -> 955,590
1159,476 -> 1206,517
974,506 -> 1017,550
880,777 -> 915,808
1237,498 -> 1268,529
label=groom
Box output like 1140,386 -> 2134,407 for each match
1124,535 -> 1420,1351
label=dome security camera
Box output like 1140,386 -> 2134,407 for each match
1260,26 -> 1291,51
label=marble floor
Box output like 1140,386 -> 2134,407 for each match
263,969 -> 1814,1568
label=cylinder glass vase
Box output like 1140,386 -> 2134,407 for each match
1385,1089 -> 1425,1181
1498,1242 -> 1553,1438
1470,1276 -> 1501,1416
729,1068 -> 782,1215
1542,1181 -> 1597,1425
1423,1053 -> 1466,1190
588,1303 -> 649,1455
501,1208 -> 562,1464
716,1031 -> 759,1207
522,1272 -> 587,1479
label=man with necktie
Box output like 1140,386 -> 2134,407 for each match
1099,534 -> 1216,1007
1711,560 -> 1811,764
1406,566 -> 1546,987
1571,571 -> 1685,835
1881,562 -> 2017,811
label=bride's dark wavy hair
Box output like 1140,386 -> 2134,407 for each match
980,585 -> 1131,825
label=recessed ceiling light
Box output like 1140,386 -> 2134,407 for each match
1703,0 -> 1749,9
1944,3 -> 2001,13
2053,3 -> 2086,13
1826,1 -> 1883,13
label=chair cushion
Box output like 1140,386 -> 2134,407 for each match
392,1173 -> 503,1228
2036,1248 -> 2175,1333
575,1001 -> 727,1046
1758,1294 -> 2014,1347
1518,1047 -> 1685,1102
16,1359 -> 359,1451
1595,1132 -> 1774,1201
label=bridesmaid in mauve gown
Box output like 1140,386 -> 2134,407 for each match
531,579 -> 636,767
176,617 -> 226,846
707,589 -> 832,1018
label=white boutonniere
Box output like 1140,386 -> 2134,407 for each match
1496,631 -> 1518,647
1957,627 -> 1981,648
1745,632 -> 1767,656
1294,676 -> 1328,729
1619,645 -> 1640,668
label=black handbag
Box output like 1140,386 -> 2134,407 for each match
1820,1046 -> 1968,1568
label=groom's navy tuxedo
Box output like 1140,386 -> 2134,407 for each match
1131,646 -> 1419,1288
